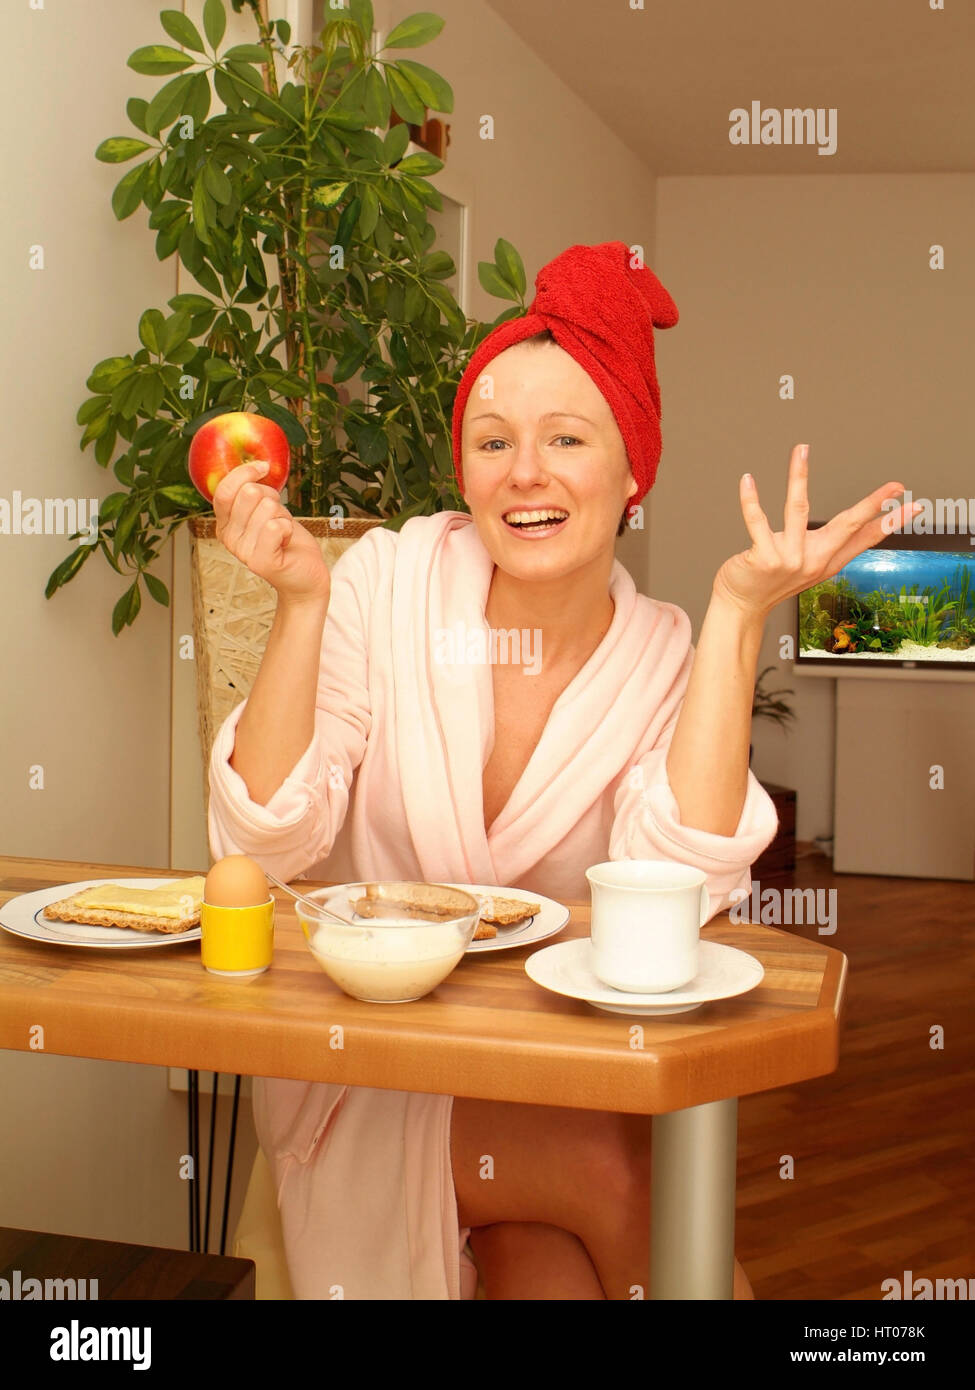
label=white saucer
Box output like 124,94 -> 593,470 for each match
524,938 -> 764,1015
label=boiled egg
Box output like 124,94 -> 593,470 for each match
204,855 -> 270,908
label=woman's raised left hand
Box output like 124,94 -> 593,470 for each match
710,444 -> 922,621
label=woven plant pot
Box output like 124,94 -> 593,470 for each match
188,514 -> 384,819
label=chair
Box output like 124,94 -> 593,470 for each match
231,1149 -> 486,1299
231,1149 -> 295,1299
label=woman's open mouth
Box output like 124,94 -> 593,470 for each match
501,508 -> 569,539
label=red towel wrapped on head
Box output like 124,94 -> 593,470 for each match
451,240 -> 679,522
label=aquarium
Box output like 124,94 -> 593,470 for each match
796,524 -> 975,670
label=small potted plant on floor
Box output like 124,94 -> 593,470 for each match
750,665 -> 796,765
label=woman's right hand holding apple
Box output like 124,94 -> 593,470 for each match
213,461 -> 331,608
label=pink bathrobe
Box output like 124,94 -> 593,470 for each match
207,510 -> 779,1300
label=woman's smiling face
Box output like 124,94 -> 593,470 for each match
460,337 -> 637,580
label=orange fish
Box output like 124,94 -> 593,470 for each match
831,621 -> 857,652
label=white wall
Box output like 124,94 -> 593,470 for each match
652,173 -> 975,840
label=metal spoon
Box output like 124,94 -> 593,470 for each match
264,871 -> 360,925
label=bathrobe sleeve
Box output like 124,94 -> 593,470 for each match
608,635 -> 780,922
206,529 -> 387,882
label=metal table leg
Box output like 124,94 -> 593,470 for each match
650,1097 -> 738,1299
187,1069 -> 199,1252
220,1075 -> 242,1255
186,1071 -> 243,1255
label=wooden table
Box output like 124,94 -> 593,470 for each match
0,856 -> 848,1300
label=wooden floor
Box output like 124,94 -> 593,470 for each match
735,845 -> 975,1300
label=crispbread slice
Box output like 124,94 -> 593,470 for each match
351,897 -> 457,923
351,882 -> 472,922
42,893 -> 198,934
348,884 -> 540,939
476,894 -> 541,926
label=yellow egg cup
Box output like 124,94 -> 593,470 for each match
200,898 -> 274,977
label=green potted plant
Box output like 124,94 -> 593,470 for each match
750,664 -> 796,766
44,0 -> 527,638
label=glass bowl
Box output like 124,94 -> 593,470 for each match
296,881 -> 482,1002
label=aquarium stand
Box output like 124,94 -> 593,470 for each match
832,676 -> 975,881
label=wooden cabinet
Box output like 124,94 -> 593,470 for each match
754,782 -> 796,880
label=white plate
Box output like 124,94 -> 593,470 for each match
525,938 -> 765,1015
0,879 -> 203,950
440,884 -> 571,954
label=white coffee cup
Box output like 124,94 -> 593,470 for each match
585,860 -> 711,993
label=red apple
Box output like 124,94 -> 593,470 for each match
187,411 -> 290,504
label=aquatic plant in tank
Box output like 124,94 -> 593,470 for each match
798,551 -> 975,663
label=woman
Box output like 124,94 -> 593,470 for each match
207,242 -> 915,1300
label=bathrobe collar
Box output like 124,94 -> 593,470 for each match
390,511 -> 663,885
